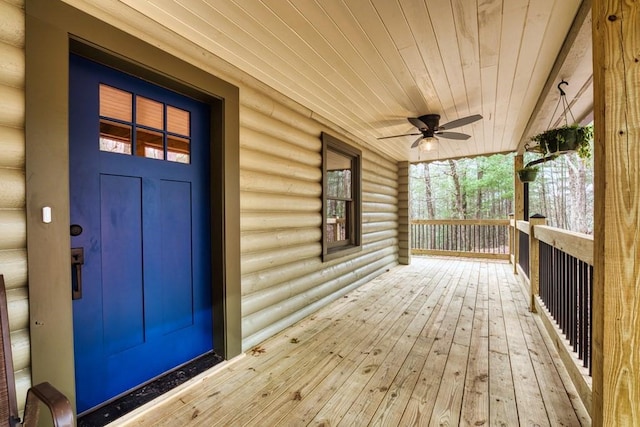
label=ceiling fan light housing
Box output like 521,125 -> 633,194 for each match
419,137 -> 436,152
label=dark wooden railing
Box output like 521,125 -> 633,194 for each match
518,228 -> 530,278
511,218 -> 593,411
534,225 -> 594,376
411,219 -> 509,259
539,240 -> 593,374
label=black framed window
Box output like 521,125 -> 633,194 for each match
322,132 -> 362,261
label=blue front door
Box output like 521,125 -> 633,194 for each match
69,54 -> 213,413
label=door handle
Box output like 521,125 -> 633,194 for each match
71,247 -> 84,300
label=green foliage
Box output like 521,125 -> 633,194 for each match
410,153 -> 514,219
527,145 -> 594,234
516,166 -> 539,183
529,124 -> 593,159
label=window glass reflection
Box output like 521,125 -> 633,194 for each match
136,128 -> 164,160
167,106 -> 190,136
168,135 -> 190,164
100,85 -> 132,122
99,120 -> 132,154
326,150 -> 352,198
98,84 -> 192,164
136,97 -> 163,129
326,200 -> 349,243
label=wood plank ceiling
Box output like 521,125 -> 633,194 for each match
108,0 -> 589,162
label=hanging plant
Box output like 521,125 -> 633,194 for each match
525,81 -> 593,160
529,124 -> 593,159
516,165 -> 539,183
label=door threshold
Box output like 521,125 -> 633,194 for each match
78,351 -> 223,427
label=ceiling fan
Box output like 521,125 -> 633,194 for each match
378,113 -> 483,148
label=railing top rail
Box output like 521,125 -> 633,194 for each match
516,220 -> 530,234
534,225 -> 593,266
411,219 -> 509,225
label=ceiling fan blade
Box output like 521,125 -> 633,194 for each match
408,117 -> 429,130
377,132 -> 422,140
436,131 -> 471,140
411,136 -> 424,148
439,114 -> 483,130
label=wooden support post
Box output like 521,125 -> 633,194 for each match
513,155 -> 524,274
592,0 -> 640,424
528,214 -> 546,313
397,161 -> 411,265
508,213 -> 515,265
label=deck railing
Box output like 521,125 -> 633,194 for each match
517,227 -> 530,278
411,219 -> 509,259
539,239 -> 593,373
511,216 -> 593,410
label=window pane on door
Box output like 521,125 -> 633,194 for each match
137,128 -> 164,160
98,84 -> 194,164
136,96 -> 163,129
167,106 -> 190,136
100,84 -> 132,121
167,135 -> 190,164
100,120 -> 132,154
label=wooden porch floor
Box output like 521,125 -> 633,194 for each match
120,257 -> 590,426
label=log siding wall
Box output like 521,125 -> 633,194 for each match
240,96 -> 399,350
0,0 -> 30,411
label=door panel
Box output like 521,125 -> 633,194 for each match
100,174 -> 144,355
69,54 -> 213,413
160,179 -> 194,334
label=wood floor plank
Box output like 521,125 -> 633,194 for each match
501,265 -> 588,426
429,261 -> 479,426
309,258 -> 460,426
487,262 -> 520,425
398,259 -> 474,425
339,260 -> 468,426
168,271 -> 419,425
278,257 -> 453,426
118,258 -> 589,427
460,260 -> 490,426
235,267 -> 439,426
365,292 -> 456,427
497,263 -> 550,426
126,268 -> 407,425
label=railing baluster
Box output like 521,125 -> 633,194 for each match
570,256 -> 575,349
579,260 -> 587,363
535,228 -> 593,376
588,264 -> 593,375
560,251 -> 565,334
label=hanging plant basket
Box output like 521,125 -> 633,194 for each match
528,124 -> 593,159
517,166 -> 539,183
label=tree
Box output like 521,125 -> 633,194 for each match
423,163 -> 436,219
448,159 -> 465,219
526,138 -> 594,234
410,153 -> 515,220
